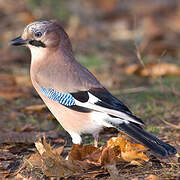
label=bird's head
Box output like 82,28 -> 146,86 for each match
10,20 -> 72,58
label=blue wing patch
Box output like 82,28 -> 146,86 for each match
40,86 -> 76,106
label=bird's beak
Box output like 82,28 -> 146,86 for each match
10,36 -> 28,46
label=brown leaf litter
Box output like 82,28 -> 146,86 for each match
25,136 -> 150,179
0,74 -> 32,100
125,63 -> 180,77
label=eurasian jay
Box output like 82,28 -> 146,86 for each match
10,20 -> 176,157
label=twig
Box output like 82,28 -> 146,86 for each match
135,44 -> 146,68
158,116 -> 180,130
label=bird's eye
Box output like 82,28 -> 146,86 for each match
34,32 -> 42,38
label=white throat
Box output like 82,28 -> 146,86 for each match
28,45 -> 46,64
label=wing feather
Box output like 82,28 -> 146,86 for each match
40,85 -> 144,125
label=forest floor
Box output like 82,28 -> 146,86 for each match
0,0 -> 180,179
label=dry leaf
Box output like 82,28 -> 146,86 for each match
0,74 -> 31,100
21,104 -> 46,113
25,153 -> 42,168
99,146 -> 116,165
35,139 -> 83,178
0,87 -> 23,100
10,173 -> 27,180
125,63 -> 180,77
32,135 -> 150,178
69,144 -> 101,168
35,141 -> 46,155
0,74 -> 31,87
107,136 -> 149,163
145,174 -> 159,180
69,144 -> 99,161
13,75 -> 32,87
54,146 -> 64,155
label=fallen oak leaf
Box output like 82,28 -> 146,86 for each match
25,153 -> 42,169
121,143 -> 149,163
107,136 -> 149,163
69,144 -> 119,179
69,144 -> 102,168
145,174 -> 159,180
70,136 -> 149,166
25,146 -> 64,169
32,135 -> 149,178
99,146 -> 116,165
125,63 -> 180,77
69,144 -> 99,161
98,146 -> 120,179
35,139 -> 83,178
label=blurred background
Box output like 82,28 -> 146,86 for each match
0,0 -> 180,146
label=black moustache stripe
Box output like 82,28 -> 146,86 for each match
29,40 -> 46,48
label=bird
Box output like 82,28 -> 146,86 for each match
10,20 -> 176,157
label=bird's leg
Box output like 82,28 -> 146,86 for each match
93,133 -> 99,147
69,132 -> 82,145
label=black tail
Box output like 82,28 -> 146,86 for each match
110,121 -> 176,157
